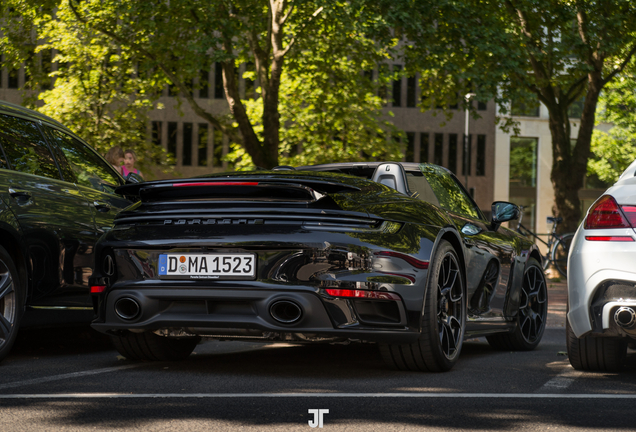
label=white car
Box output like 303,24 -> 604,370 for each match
567,160 -> 636,371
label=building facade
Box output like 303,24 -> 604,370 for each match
3,61 -> 602,229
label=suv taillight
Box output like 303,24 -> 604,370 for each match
585,195 -> 633,229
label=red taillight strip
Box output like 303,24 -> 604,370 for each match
585,236 -> 634,242
325,289 -> 401,301
374,251 -> 429,269
172,182 -> 259,187
90,285 -> 106,293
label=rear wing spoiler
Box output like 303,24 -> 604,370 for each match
115,178 -> 361,203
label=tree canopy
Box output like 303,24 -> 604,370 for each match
64,0 -> 403,168
390,0 -> 636,231
588,73 -> 636,185
1,0 -> 404,171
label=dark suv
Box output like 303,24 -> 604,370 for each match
0,100 -> 132,362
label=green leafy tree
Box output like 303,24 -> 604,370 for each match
65,0 -> 401,169
387,0 -> 636,232
0,1 -> 173,174
588,74 -> 636,185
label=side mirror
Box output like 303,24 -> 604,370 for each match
125,172 -> 144,184
491,201 -> 520,231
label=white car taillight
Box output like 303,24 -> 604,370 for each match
584,195 -> 635,242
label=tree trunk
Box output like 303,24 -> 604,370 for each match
548,74 -> 602,233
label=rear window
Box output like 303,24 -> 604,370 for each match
406,172 -> 440,207
0,114 -> 60,180
419,164 -> 483,220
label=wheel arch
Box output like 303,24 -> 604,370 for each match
0,222 -> 29,305
529,249 -> 543,269
420,228 -> 468,329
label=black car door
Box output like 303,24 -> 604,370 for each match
43,127 -> 130,234
416,165 -> 516,321
0,114 -> 97,307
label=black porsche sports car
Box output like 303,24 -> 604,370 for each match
89,162 -> 547,372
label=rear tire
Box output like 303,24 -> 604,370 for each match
487,258 -> 547,351
111,331 -> 200,361
566,317 -> 626,372
0,245 -> 22,363
379,240 -> 466,372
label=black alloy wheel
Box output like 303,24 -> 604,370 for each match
436,248 -> 464,361
0,245 -> 22,363
487,258 -> 547,351
379,240 -> 466,372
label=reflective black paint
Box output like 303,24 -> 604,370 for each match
90,167 -> 541,343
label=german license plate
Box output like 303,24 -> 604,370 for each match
158,253 -> 256,279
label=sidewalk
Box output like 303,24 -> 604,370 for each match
547,279 -> 567,329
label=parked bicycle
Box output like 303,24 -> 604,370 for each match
515,208 -> 575,279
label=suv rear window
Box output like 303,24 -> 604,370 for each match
46,128 -> 121,194
0,114 -> 60,180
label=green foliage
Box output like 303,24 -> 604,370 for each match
4,0 -> 409,171
0,1 -> 174,176
588,73 -> 636,185
230,3 -> 403,168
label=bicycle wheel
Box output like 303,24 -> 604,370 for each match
551,233 -> 574,278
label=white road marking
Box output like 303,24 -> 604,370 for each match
0,364 -> 142,391
538,366 -> 583,392
0,393 -> 635,399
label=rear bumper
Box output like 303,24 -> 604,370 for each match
568,227 -> 636,337
91,285 -> 419,344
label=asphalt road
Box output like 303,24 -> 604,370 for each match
1,282 -> 634,431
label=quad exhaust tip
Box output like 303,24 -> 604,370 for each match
270,300 -> 303,324
614,306 -> 636,329
115,297 -> 141,321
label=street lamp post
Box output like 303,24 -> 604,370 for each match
464,92 -> 476,189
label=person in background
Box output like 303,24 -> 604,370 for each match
122,149 -> 143,179
105,146 -> 124,173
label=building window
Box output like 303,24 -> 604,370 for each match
449,92 -> 458,110
168,78 -> 179,97
448,133 -> 458,173
406,76 -> 416,108
168,122 -> 178,164
8,68 -> 19,89
476,134 -> 486,176
420,133 -> 429,163
511,96 -> 540,117
183,122 -> 193,166
434,133 -> 443,166
198,124 -> 208,166
462,134 -> 472,176
405,132 -> 415,162
509,137 -> 538,231
214,62 -> 224,99
199,69 -> 209,98
41,49 -> 52,91
151,121 -> 162,148
363,69 -> 373,82
392,65 -> 402,107
478,100 -> 487,111
378,64 -> 388,104
213,127 -> 223,166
